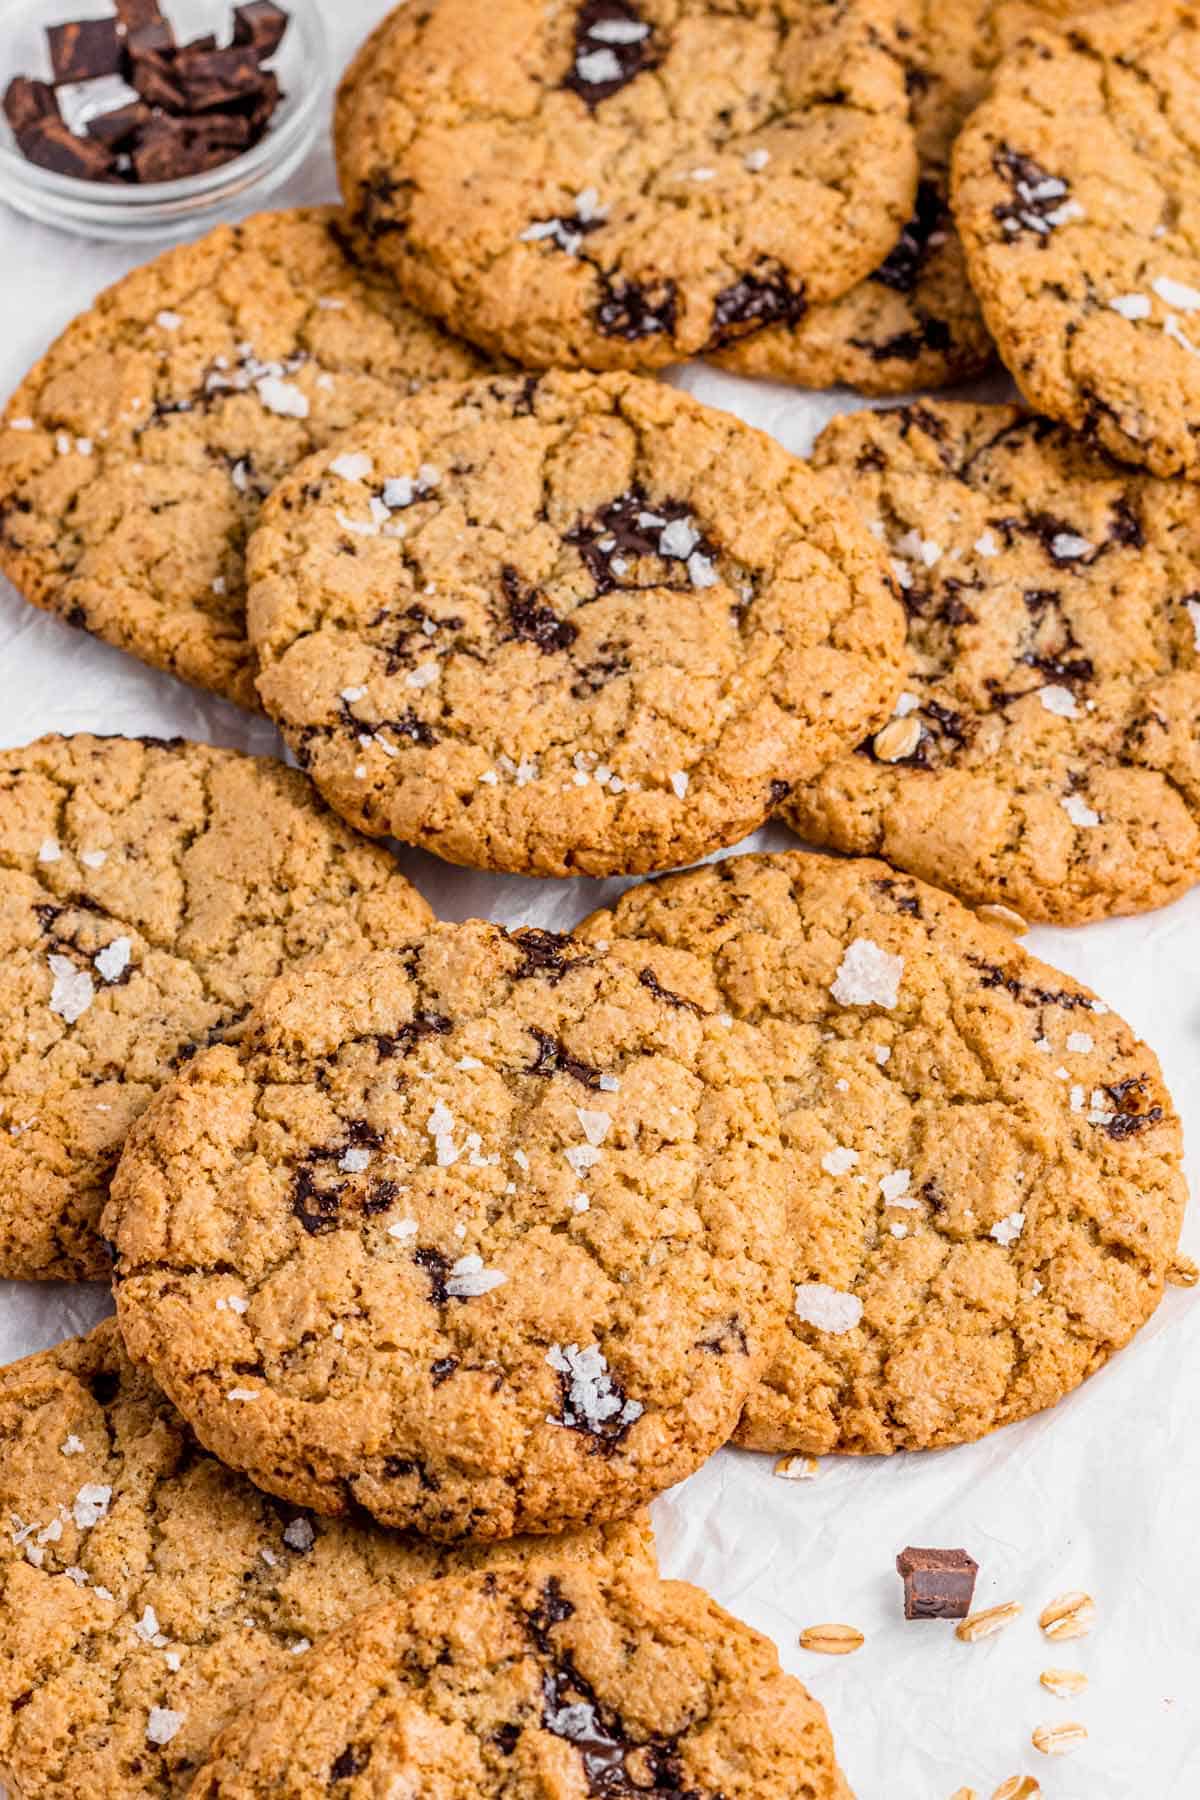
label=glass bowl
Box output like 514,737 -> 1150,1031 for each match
0,0 -> 328,241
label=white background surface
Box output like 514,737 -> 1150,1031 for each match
1,6 -> 1198,1796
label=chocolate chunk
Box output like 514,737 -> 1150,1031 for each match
115,0 -> 167,26
126,19 -> 177,56
896,1546 -> 979,1620
191,109 -> 254,153
176,45 -> 265,111
502,566 -> 578,654
86,99 -> 151,148
564,0 -> 658,107
708,262 -> 807,347
595,273 -> 677,341
872,180 -> 947,295
18,116 -> 115,179
46,18 -> 123,84
131,116 -> 230,181
992,145 -> 1073,242
130,50 -> 189,112
244,68 -> 281,132
233,1 -> 290,59
3,77 -> 60,138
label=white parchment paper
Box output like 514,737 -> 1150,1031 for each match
1,8 -> 1198,1793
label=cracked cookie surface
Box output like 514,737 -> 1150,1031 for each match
189,1560 -> 849,1800
0,734 -> 431,1282
952,0 -> 1200,478
578,852 -> 1188,1454
780,402 -> 1200,923
246,370 -> 906,877
106,919 -> 789,1536
333,0 -> 917,370
0,208 -> 493,708
0,1322 -> 655,1800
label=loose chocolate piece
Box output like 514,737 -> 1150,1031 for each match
115,0 -> 167,26
86,99 -> 151,148
130,116 -> 228,181
19,115 -> 115,179
193,110 -> 254,152
176,45 -> 264,111
3,77 -> 60,138
126,19 -> 177,57
233,1 -> 290,59
46,18 -> 124,85
244,69 -> 281,130
130,49 -> 188,112
896,1547 -> 979,1621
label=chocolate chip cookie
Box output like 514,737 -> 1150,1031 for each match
781,401 -> 1200,923
0,1322 -> 655,1800
0,734 -> 431,1283
715,0 -> 990,391
715,1 -> 1085,393
189,1560 -> 850,1800
578,852 -> 1189,1454
334,0 -> 918,370
952,0 -> 1200,478
106,919 -> 789,1536
246,371 -> 906,877
0,208 -> 493,708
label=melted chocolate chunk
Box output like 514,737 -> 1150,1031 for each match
637,967 -> 703,1015
511,928 -> 584,984
769,778 -> 792,805
594,272 -> 677,341
503,565 -> 578,654
989,510 -> 1096,566
707,261 -> 806,347
291,1166 -> 341,1237
1109,496 -> 1143,548
374,1012 -> 453,1059
566,487 -> 709,596
872,180 -> 947,295
355,169 -> 408,241
527,1027 -> 608,1090
1103,1075 -> 1163,1140
90,1368 -> 121,1406
329,1744 -> 370,1782
564,0 -> 659,108
529,1583 -> 700,1797
413,1246 -> 451,1305
431,1356 -> 459,1386
375,709 -> 438,747
874,876 -> 920,916
967,954 -> 1095,1011
992,146 -> 1074,242
851,316 -> 953,364
571,647 -> 631,697
381,1455 -> 440,1491
494,1721 -> 523,1754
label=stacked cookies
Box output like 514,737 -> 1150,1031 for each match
0,0 -> 1196,1794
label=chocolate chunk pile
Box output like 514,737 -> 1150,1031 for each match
3,1 -> 288,184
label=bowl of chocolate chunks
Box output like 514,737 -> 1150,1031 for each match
0,0 -> 327,238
